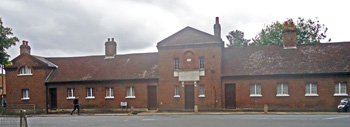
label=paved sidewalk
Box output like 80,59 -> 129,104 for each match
27,111 -> 350,117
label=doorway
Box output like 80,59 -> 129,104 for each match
225,84 -> 236,108
147,86 -> 157,110
49,88 -> 57,110
185,85 -> 194,109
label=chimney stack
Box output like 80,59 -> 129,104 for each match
20,40 -> 31,55
214,17 -> 221,39
105,38 -> 117,59
282,21 -> 297,49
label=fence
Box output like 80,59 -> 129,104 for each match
0,110 -> 28,127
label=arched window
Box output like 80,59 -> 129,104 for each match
19,66 -> 32,75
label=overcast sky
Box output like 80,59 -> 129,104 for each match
1,0 -> 349,59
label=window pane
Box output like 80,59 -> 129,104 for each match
175,85 -> 179,96
250,84 -> 255,95
174,58 -> 179,69
305,84 -> 310,94
256,84 -> 261,94
277,84 -> 282,94
132,87 -> 135,96
311,83 -> 317,94
283,84 -> 288,94
199,85 -> 205,95
335,83 -> 339,94
341,83 -> 347,94
199,57 -> 204,69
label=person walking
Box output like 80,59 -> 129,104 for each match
71,96 -> 80,115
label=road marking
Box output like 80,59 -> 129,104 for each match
142,119 -> 156,121
124,119 -> 129,121
324,116 -> 350,120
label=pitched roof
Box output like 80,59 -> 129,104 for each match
157,26 -> 223,47
222,42 -> 350,76
33,56 -> 58,68
45,53 -> 158,83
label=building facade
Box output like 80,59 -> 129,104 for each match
5,18 -> 350,113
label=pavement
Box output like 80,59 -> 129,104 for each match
27,111 -> 350,117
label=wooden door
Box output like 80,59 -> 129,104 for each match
49,88 -> 57,110
185,85 -> 194,109
225,84 -> 236,108
148,86 -> 157,110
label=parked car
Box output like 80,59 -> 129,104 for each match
337,98 -> 350,112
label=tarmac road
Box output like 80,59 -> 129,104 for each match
27,114 -> 350,127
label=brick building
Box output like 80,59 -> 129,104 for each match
5,18 -> 350,113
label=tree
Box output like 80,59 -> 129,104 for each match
0,17 -> 19,66
226,17 -> 330,47
226,30 -> 251,47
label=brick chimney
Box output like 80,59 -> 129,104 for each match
105,38 -> 117,59
214,17 -> 221,39
20,40 -> 31,55
282,21 -> 297,49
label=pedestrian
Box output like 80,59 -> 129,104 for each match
71,96 -> 80,115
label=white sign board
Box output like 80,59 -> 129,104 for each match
120,102 -> 127,107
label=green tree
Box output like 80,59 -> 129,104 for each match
226,30 -> 251,47
0,17 -> 19,66
226,17 -> 330,47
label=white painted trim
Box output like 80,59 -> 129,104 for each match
66,97 -> 75,100
105,96 -> 114,99
125,96 -> 136,99
17,74 -> 33,76
21,98 -> 30,100
276,94 -> 290,97
250,94 -> 262,97
198,95 -> 205,98
174,95 -> 180,98
305,94 -> 319,97
334,94 -> 349,97
85,96 -> 95,99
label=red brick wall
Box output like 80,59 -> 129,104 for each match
157,44 -> 223,110
47,79 -> 157,109
5,55 -> 53,109
222,75 -> 350,110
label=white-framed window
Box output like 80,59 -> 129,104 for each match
174,58 -> 179,70
199,84 -> 205,97
277,83 -> 289,96
67,88 -> 75,99
334,82 -> 348,96
86,88 -> 95,99
250,84 -> 262,97
305,83 -> 318,96
21,89 -> 29,100
174,85 -> 180,97
18,66 -> 32,76
126,86 -> 135,98
199,57 -> 204,69
105,87 -> 114,99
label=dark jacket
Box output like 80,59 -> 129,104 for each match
73,99 -> 79,105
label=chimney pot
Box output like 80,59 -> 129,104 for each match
20,40 -> 31,54
284,21 -> 288,28
215,17 -> 219,24
291,22 -> 294,27
112,38 -> 114,41
214,17 -> 221,39
108,38 -> 110,42
22,40 -> 25,45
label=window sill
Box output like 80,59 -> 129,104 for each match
250,94 -> 262,97
21,98 -> 30,100
66,97 -> 75,100
174,95 -> 180,98
198,95 -> 205,98
86,97 -> 95,99
276,94 -> 290,97
105,96 -> 114,99
305,94 -> 319,97
125,96 -> 136,99
334,94 -> 348,97
17,74 -> 33,76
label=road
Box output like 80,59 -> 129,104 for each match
28,114 -> 350,127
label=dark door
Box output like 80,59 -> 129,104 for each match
185,85 -> 194,109
148,86 -> 157,110
49,88 -> 57,110
225,84 -> 236,108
